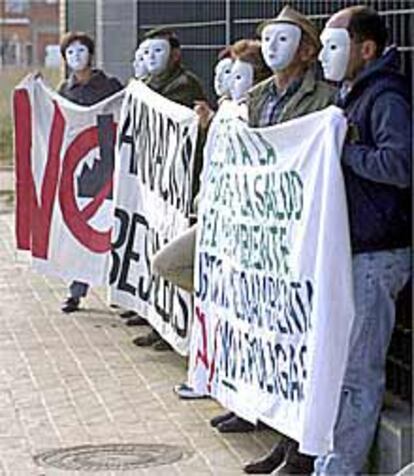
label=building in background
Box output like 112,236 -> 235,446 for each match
0,0 -> 59,68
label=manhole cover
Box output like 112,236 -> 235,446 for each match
34,443 -> 189,471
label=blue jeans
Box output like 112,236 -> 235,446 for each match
69,280 -> 89,299
314,248 -> 411,475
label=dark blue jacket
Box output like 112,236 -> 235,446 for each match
337,47 -> 411,254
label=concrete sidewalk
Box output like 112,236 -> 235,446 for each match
0,199 -> 276,475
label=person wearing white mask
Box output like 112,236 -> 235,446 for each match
247,6 -> 334,129
228,58 -> 254,102
132,40 -> 150,80
151,40 -> 270,300
140,27 -> 206,108
228,39 -> 271,106
132,28 -> 207,351
58,32 -> 122,107
57,32 -> 123,314
192,50 -> 233,132
194,41 -> 271,132
214,56 -> 234,98
241,7 -> 335,475
314,7 -> 411,476
150,40 -> 269,402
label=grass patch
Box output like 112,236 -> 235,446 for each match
0,67 -> 61,165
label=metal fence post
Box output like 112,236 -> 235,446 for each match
225,0 -> 232,46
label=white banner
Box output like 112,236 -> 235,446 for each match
110,81 -> 198,355
14,75 -> 124,286
189,104 -> 354,455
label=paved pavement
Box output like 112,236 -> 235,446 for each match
0,195 -> 277,475
0,166 -> 13,194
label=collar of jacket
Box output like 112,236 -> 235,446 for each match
248,67 -> 319,126
67,69 -> 107,90
339,46 -> 407,106
248,66 -> 317,105
148,63 -> 184,92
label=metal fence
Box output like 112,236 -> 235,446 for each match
137,0 -> 413,101
136,0 -> 413,404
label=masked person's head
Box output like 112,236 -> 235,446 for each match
214,47 -> 233,98
319,6 -> 388,83
133,39 -> 149,79
258,6 -> 321,74
142,28 -> 181,76
60,32 -> 94,73
228,39 -> 271,102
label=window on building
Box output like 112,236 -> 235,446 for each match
5,0 -> 28,14
25,43 -> 33,66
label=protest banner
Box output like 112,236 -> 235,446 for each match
189,104 -> 354,455
14,75 -> 124,285
110,81 -> 198,355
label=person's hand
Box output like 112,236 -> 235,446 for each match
194,100 -> 214,130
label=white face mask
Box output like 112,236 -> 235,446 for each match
65,40 -> 90,72
261,23 -> 301,71
133,41 -> 149,79
142,38 -> 171,75
229,59 -> 254,102
319,28 -> 351,82
214,57 -> 233,97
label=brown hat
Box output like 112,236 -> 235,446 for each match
143,27 -> 180,49
257,5 -> 321,51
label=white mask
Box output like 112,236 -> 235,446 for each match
143,38 -> 171,75
133,41 -> 149,79
319,28 -> 351,82
261,23 -> 301,71
214,57 -> 233,97
65,40 -> 90,72
228,59 -> 254,102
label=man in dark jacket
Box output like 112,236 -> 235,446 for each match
315,7 -> 411,474
132,28 -> 207,349
58,32 -> 123,313
240,7 -> 335,475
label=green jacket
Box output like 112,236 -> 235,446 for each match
147,64 -> 206,108
147,63 -> 207,210
247,67 -> 336,127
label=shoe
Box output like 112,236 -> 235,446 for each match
61,297 -> 80,313
273,443 -> 315,475
217,415 -> 255,433
173,383 -> 208,400
125,316 -> 148,326
120,310 -> 137,319
132,330 -> 160,347
210,411 -> 234,428
244,437 -> 291,474
152,339 -> 172,351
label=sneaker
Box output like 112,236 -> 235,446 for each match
152,339 -> 173,351
274,443 -> 315,475
173,383 -> 208,400
125,316 -> 148,326
243,437 -> 291,474
132,330 -> 160,347
217,415 -> 256,433
210,411 -> 235,428
61,297 -> 80,313
119,310 -> 137,319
